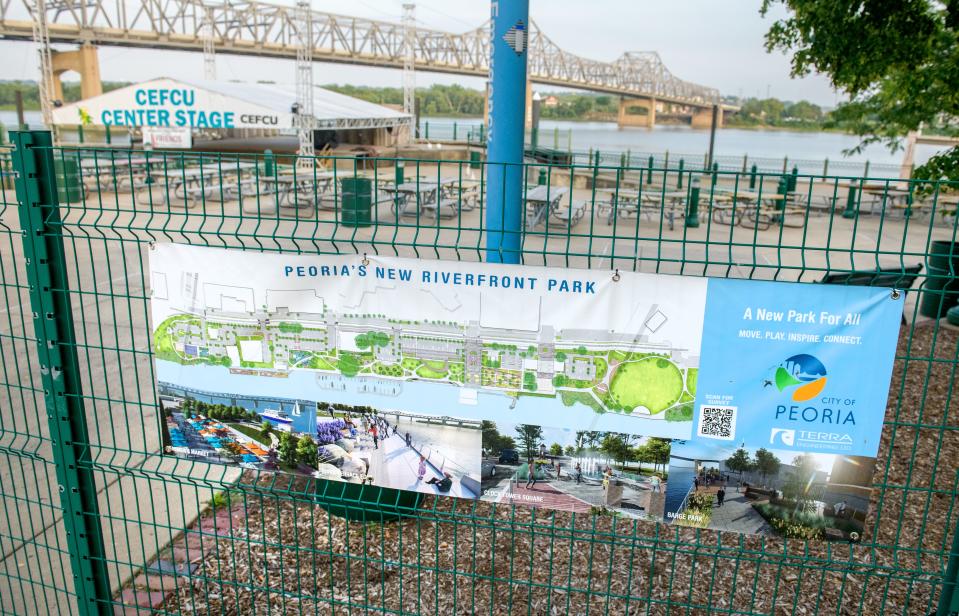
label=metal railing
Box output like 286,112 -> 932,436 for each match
1,130 -> 957,615
416,119 -> 903,178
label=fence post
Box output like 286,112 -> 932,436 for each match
712,162 -> 719,188
424,121 -> 429,140
774,176 -> 787,222
11,130 -> 112,615
749,164 -> 757,189
782,155 -> 788,174
453,122 -> 458,141
647,155 -> 654,183
863,160 -> 871,178
938,500 -> 959,615
823,158 -> 829,177
677,159 -> 684,189
742,154 -> 748,173
685,176 -> 700,228
842,183 -> 859,219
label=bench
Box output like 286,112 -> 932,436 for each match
422,198 -> 461,219
820,264 -> 923,323
548,200 -> 587,226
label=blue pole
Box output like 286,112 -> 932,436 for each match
485,0 -> 529,264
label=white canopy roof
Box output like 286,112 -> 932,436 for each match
52,77 -> 411,130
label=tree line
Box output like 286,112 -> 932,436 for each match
482,421 -> 671,475
0,80 -> 127,110
179,398 -> 260,423
1,79 -> 835,132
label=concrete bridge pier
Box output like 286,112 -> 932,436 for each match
51,43 -> 103,103
617,97 -> 656,128
691,106 -> 723,129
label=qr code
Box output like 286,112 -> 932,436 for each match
697,405 -> 737,440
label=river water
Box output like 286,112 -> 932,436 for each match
422,116 -> 950,177
155,360 -> 693,440
5,109 -> 947,177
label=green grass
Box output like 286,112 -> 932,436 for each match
401,358 -> 422,371
609,350 -> 628,362
560,390 -> 605,413
277,322 -> 304,334
308,355 -> 336,370
152,315 -> 231,367
607,357 -> 683,414
664,403 -> 694,421
228,423 -> 271,446
372,362 -> 404,377
448,362 -> 465,383
416,364 -> 448,379
686,368 -> 699,396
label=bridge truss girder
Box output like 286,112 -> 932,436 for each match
1,0 -> 721,107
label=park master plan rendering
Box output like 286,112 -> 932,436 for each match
151,245 -> 706,437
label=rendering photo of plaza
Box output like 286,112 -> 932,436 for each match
313,405 -> 482,498
665,441 -> 875,541
480,421 -> 670,519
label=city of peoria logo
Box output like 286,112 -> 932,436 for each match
773,354 -> 827,402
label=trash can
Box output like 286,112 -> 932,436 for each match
469,150 -> 482,170
919,240 -> 959,318
341,177 -> 372,227
262,149 -> 275,176
53,151 -> 84,202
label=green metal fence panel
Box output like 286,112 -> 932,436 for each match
0,131 -> 957,615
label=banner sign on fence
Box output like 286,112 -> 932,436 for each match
150,244 -> 901,540
142,126 -> 192,149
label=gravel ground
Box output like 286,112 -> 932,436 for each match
159,323 -> 958,616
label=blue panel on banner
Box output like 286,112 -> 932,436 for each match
687,278 -> 901,457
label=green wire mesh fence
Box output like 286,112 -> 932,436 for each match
0,130 -> 957,615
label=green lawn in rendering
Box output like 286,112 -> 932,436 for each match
308,355 -> 336,370
608,357 -> 683,414
416,360 -> 448,379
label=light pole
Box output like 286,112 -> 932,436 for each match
485,0 -> 529,264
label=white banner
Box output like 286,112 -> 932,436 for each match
142,126 -> 192,149
52,78 -> 293,129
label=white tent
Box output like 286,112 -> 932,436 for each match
52,77 -> 411,132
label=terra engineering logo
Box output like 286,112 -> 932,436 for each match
773,354 -> 828,402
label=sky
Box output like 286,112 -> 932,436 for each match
0,0 -> 840,106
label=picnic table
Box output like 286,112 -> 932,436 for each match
524,185 -> 571,228
260,169 -> 338,209
709,188 -> 802,228
136,162 -> 257,207
387,177 -> 460,217
79,156 -> 162,192
600,187 -> 708,229
835,182 -> 915,217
